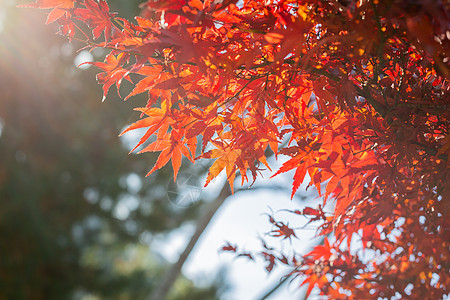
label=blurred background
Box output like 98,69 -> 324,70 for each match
0,1 -> 316,299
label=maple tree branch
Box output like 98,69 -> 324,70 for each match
258,274 -> 290,300
309,67 -> 388,119
256,235 -> 328,300
147,181 -> 231,300
220,75 -> 265,107
395,102 -> 450,111
410,141 -> 447,161
234,185 -> 310,202
359,85 -> 388,119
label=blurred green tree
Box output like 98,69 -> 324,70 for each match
0,2 -> 224,299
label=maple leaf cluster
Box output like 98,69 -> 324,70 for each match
24,0 -> 449,298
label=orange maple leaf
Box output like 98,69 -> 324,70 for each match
138,129 -> 194,180
20,0 -> 74,24
204,147 -> 241,191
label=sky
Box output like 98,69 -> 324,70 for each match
183,188 -> 312,300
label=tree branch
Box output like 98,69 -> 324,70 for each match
148,181 -> 231,300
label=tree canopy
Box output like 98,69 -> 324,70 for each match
21,0 -> 449,298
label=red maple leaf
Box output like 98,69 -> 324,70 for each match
20,0 -> 75,24
76,0 -> 117,40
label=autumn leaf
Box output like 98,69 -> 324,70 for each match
91,53 -> 131,101
139,129 -> 193,180
220,242 -> 237,252
142,0 -> 188,11
120,107 -> 166,152
203,147 -> 241,191
264,32 -> 284,44
20,0 -> 74,24
76,0 -> 117,40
